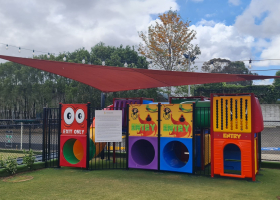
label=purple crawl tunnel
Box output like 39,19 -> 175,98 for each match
128,136 -> 158,170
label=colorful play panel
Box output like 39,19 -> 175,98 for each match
57,93 -> 263,182
211,93 -> 263,181
128,104 -> 158,170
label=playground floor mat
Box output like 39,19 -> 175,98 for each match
0,167 -> 279,200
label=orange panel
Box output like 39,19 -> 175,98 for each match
213,138 -> 252,178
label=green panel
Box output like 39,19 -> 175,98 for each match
181,101 -> 211,128
171,99 -> 199,104
63,139 -> 80,164
89,139 -> 96,160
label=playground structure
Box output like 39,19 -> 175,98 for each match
211,93 -> 263,181
58,94 -> 263,181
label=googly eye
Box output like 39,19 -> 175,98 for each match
75,109 -> 85,124
64,107 -> 75,125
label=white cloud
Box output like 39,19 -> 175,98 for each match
253,79 -> 273,85
228,0 -> 241,6
253,36 -> 280,67
234,0 -> 280,67
0,0 -> 178,60
190,20 -> 253,70
196,19 -> 216,27
205,13 -> 215,18
235,0 -> 280,38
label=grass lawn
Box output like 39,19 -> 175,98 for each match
0,167 -> 279,200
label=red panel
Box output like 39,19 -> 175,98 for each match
60,135 -> 87,168
61,104 -> 87,136
60,103 -> 88,168
0,55 -> 279,93
213,132 -> 251,140
251,97 -> 264,133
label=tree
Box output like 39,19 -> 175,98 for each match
138,9 -> 200,96
201,58 -> 257,86
138,9 -> 200,72
273,70 -> 280,86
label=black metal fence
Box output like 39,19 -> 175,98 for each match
42,108 -> 60,168
88,106 -> 127,170
193,107 -> 211,176
0,119 -> 43,166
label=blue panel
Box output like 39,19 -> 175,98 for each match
160,137 -> 193,173
196,135 -> 201,167
142,100 -> 153,104
224,144 -> 241,171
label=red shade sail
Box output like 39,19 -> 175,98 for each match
0,55 -> 279,93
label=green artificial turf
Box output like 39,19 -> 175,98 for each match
0,167 -> 279,200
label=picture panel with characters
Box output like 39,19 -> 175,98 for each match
128,104 -> 159,170
129,104 -> 158,137
160,104 -> 193,138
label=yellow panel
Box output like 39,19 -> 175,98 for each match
204,134 -> 211,165
213,96 -> 251,133
160,104 -> 193,138
129,104 -> 158,137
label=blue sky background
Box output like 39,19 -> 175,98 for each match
0,0 -> 279,85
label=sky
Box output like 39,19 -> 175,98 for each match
0,0 -> 280,85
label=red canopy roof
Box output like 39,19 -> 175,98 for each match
0,55 -> 278,93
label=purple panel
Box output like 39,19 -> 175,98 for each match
128,136 -> 158,170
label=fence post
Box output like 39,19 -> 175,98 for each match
20,122 -> 23,150
158,103 -> 161,171
42,108 -> 47,162
126,103 -> 129,170
58,104 -> 62,168
29,124 -> 31,150
192,103 -> 196,174
86,102 -> 91,170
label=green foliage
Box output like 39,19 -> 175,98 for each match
0,154 -> 5,168
273,70 -> 280,86
201,58 -> 257,86
194,85 -> 280,104
5,156 -> 17,175
23,149 -> 36,169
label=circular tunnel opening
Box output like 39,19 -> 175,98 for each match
163,141 -> 189,168
63,139 -> 83,164
131,139 -> 155,166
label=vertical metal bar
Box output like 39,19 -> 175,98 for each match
192,103 -> 195,174
42,108 -> 46,162
20,122 -> 23,150
47,109 -> 51,167
158,103 -> 161,171
211,94 -> 214,178
58,105 -> 62,168
113,142 -> 116,164
126,103 -> 129,170
29,124 -> 31,150
251,94 -> 256,181
86,102 -> 90,170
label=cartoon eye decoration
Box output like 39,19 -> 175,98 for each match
75,109 -> 85,124
64,107 -> 75,125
